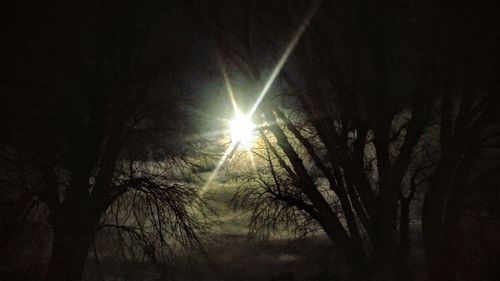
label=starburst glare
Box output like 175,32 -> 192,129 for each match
203,0 -> 322,191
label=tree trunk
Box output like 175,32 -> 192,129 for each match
442,202 -> 463,280
319,219 -> 372,281
422,189 -> 453,281
399,200 -> 413,281
400,200 -> 410,256
45,206 -> 99,281
372,143 -> 403,281
373,199 -> 401,281
422,161 -> 458,281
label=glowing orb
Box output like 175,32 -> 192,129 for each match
229,113 -> 255,147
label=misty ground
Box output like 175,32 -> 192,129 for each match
83,229 -> 427,281
1,186 -> 430,281
86,235 -> 344,281
80,185 -> 428,281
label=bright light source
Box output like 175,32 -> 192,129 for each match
229,113 -> 255,147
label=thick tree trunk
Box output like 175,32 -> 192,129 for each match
372,136 -> 404,281
400,200 -> 410,256
399,200 -> 413,281
45,206 -> 99,281
373,200 -> 401,281
442,203 -> 463,280
422,189 -> 452,281
318,218 -> 372,281
422,159 -> 458,281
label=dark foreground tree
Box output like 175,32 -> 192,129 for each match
201,0 -> 499,280
422,41 -> 499,281
418,1 -> 500,280
0,2 -> 207,281
203,1 -> 436,279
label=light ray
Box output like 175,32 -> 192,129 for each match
223,67 -> 239,114
202,142 -> 238,192
217,50 -> 239,114
204,1 -> 322,191
249,0 -> 323,117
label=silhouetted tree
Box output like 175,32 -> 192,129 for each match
204,1 -> 498,281
205,1 -> 436,280
1,1 -> 207,281
422,78 -> 498,280
419,1 -> 499,280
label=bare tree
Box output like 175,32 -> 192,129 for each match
1,1 -> 208,281
203,0 -> 498,280
422,90 -> 498,281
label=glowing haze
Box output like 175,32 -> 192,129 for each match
203,0 -> 322,191
230,112 -> 255,147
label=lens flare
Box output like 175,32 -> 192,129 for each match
203,0 -> 322,191
229,113 -> 255,147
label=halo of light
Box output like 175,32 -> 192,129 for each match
229,113 -> 255,147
